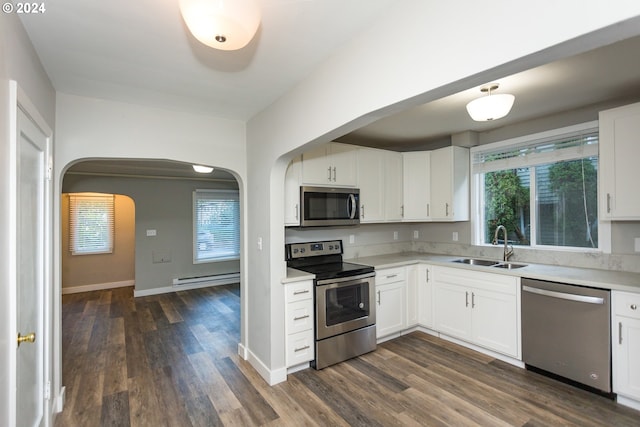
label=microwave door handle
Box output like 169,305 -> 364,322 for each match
348,194 -> 356,219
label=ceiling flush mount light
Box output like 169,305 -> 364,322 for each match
466,83 -> 515,121
179,0 -> 261,51
193,165 -> 214,173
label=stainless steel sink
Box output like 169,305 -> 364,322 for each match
452,258 -> 499,267
493,262 -> 528,269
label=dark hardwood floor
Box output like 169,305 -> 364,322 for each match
57,284 -> 640,426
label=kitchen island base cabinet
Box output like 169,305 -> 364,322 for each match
432,266 -> 520,359
613,291 -> 640,407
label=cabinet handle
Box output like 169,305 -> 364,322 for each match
401,205 -> 404,217
361,205 -> 365,219
465,291 -> 469,307
386,274 -> 398,279
607,193 -> 611,213
427,203 -> 430,217
631,304 -> 638,310
471,292 -> 475,308
293,314 -> 310,321
619,322 -> 623,345
377,290 -> 381,305
426,269 -> 429,283
294,345 -> 310,352
445,203 -> 449,217
295,203 -> 299,220
327,166 -> 332,181
293,289 -> 309,295
332,167 -> 337,182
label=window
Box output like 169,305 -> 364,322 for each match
472,122 -> 602,250
69,193 -> 115,255
193,190 -> 240,263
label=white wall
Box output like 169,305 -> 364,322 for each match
245,0 -> 640,381
1,11 -> 56,427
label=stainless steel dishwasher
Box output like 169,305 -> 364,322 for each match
521,278 -> 611,393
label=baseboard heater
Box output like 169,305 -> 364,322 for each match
172,272 -> 240,287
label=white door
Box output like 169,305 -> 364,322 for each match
14,106 -> 48,427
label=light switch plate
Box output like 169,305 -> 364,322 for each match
413,230 -> 419,239
146,229 -> 157,236
393,231 -> 398,240
635,237 -> 640,252
452,232 -> 459,242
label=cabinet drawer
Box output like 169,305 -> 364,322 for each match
286,330 -> 314,366
287,300 -> 314,334
376,267 -> 406,285
434,266 -> 518,295
285,281 -> 313,303
614,291 -> 640,320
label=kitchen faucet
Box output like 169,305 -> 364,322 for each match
493,225 -> 514,261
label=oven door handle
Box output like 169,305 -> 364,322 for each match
522,285 -> 605,305
316,272 -> 375,286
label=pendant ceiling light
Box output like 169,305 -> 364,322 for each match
179,0 -> 261,51
466,83 -> 515,121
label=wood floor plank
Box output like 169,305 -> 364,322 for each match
100,390 -> 131,427
187,351 -> 243,415
127,369 -> 166,427
184,394 -> 224,427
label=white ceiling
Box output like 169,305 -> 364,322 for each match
19,1 -> 640,160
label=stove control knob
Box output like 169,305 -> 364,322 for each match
328,245 -> 333,250
300,248 -> 305,253
293,249 -> 299,254
335,244 -> 340,250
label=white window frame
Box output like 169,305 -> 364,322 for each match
193,189 -> 240,264
470,121 -> 611,253
68,193 -> 115,255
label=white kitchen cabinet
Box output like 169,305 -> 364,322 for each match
302,142 -> 357,187
402,151 -> 431,220
599,102 -> 640,220
432,266 -> 519,358
384,150 -> 404,221
357,147 -> 386,223
284,156 -> 302,226
284,280 -> 315,367
406,265 -> 419,328
417,263 -> 434,328
375,267 -> 406,339
613,291 -> 640,403
429,146 -> 469,221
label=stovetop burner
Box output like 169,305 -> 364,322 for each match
285,240 -> 374,281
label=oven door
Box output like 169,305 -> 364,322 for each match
315,273 -> 375,340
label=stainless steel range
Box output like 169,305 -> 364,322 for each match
285,240 -> 376,369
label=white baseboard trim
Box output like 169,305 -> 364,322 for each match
617,395 -> 640,411
62,280 -> 134,294
238,342 -> 249,360
55,386 -> 65,413
245,348 -> 287,386
438,333 -> 524,368
133,279 -> 236,297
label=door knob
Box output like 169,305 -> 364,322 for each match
17,332 -> 36,347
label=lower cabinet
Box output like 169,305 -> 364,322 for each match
375,267 -> 406,339
284,280 -> 315,367
613,291 -> 640,402
433,266 -> 520,358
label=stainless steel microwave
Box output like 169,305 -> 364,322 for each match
300,186 -> 360,227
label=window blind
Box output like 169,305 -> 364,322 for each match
193,190 -> 240,262
472,126 -> 598,174
69,193 -> 115,255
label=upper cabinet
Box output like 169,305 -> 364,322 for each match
599,102 -> 640,220
302,142 -> 357,187
402,147 -> 470,222
402,151 -> 431,221
284,155 -> 302,226
357,147 -> 404,223
430,146 -> 469,221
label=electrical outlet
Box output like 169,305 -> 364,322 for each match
393,231 -> 398,240
452,232 -> 459,242
635,237 -> 640,252
413,230 -> 419,239
349,235 -> 355,244
257,237 -> 263,251
146,229 -> 157,236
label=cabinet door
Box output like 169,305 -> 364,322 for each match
614,316 -> 640,400
376,281 -> 406,339
430,147 -> 452,220
284,156 -> 302,225
471,288 -> 518,357
406,266 -> 419,328
330,143 -> 357,186
600,103 -> 640,219
384,151 -> 404,221
357,148 -> 385,222
417,264 -> 433,328
301,144 -> 331,185
433,281 -> 471,341
402,151 -> 430,220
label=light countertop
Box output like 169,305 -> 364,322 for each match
284,252 -> 640,293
